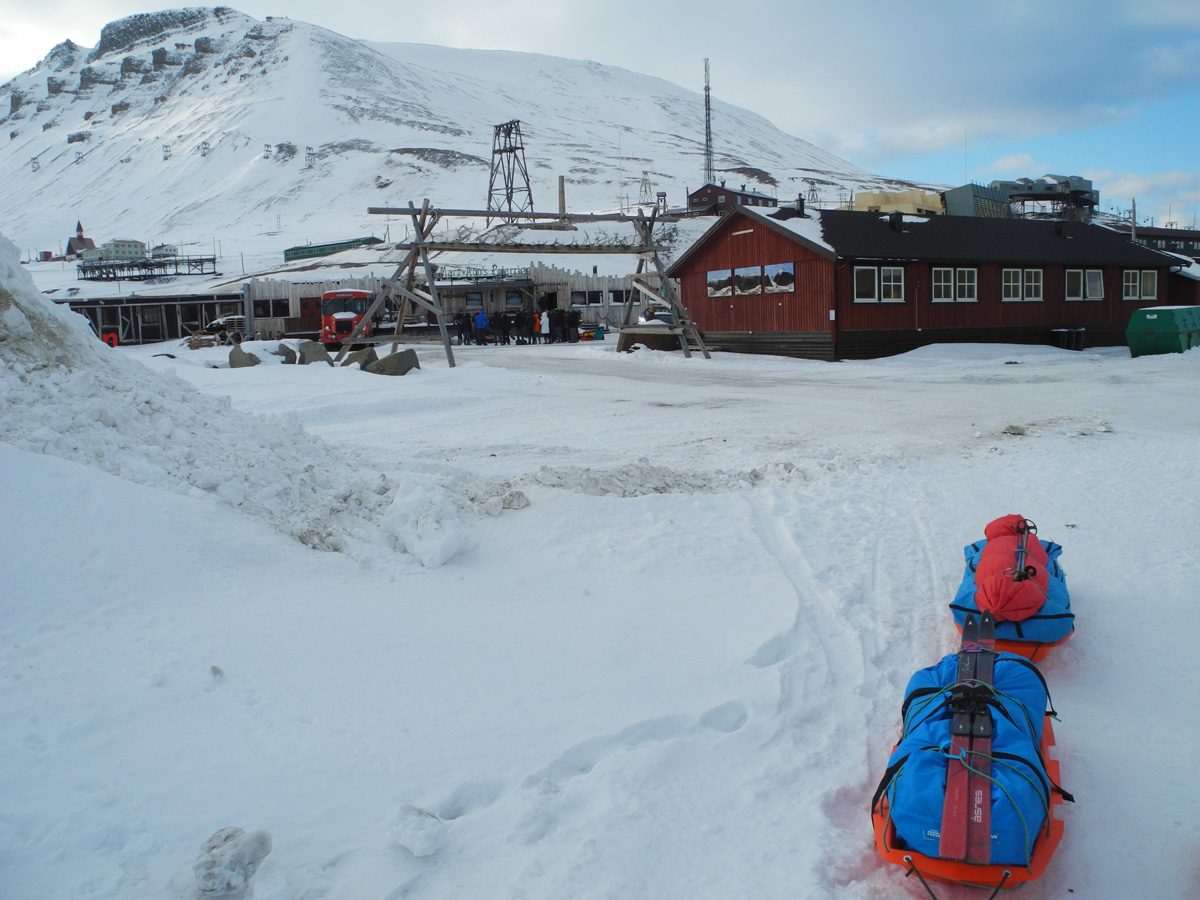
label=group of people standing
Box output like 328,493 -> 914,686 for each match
453,307 -> 583,346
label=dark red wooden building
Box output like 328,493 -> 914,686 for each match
686,182 -> 778,216
667,206 -> 1189,359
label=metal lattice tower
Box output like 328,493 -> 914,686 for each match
638,171 -> 654,207
703,59 -> 714,185
487,120 -> 535,224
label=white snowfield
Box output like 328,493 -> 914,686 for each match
1,232 -> 1197,900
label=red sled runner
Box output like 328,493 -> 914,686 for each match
871,613 -> 1071,896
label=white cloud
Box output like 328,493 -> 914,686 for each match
1084,168 -> 1200,225
976,153 -> 1040,178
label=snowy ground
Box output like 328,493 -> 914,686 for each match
2,236 -> 1198,900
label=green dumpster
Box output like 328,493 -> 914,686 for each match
1125,306 -> 1200,358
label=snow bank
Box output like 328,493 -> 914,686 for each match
0,233 -> 472,568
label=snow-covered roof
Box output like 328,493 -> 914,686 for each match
739,206 -> 836,254
1164,252 -> 1200,280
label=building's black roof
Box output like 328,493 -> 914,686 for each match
817,210 -> 1177,267
688,182 -> 776,202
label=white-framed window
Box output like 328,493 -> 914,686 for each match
1066,269 -> 1104,301
933,267 -> 975,302
1003,268 -> 1044,301
1123,269 -> 1158,300
1002,268 -> 1022,301
854,266 -> 877,302
956,268 -> 977,301
854,266 -> 905,302
1024,268 -> 1043,301
881,267 -> 904,301
932,267 -> 955,302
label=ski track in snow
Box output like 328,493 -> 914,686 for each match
744,478 -> 948,897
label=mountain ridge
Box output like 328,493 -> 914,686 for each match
1,7 -> 925,255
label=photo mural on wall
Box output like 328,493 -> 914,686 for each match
734,266 -> 762,294
765,262 -> 795,292
707,269 -> 734,297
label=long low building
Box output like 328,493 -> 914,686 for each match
33,234 -> 670,345
666,205 -> 1198,359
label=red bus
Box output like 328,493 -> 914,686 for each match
320,290 -> 375,347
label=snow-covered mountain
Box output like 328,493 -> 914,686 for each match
0,7 -> 919,256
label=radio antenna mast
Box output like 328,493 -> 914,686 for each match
703,59 -> 714,185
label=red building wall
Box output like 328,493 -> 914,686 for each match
678,216 -> 834,333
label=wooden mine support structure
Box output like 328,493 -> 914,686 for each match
367,203 -> 710,359
335,200 -> 458,367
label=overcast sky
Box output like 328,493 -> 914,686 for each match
3,0 -> 1197,226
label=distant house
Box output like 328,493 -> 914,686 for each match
686,182 -> 777,216
81,239 -> 148,261
282,236 -> 384,262
666,205 -> 1186,360
65,221 -> 96,258
150,244 -> 178,258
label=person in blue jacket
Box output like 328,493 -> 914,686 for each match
473,309 -> 489,345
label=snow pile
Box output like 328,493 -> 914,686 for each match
0,233 -> 471,568
378,480 -> 472,568
192,826 -> 273,896
388,806 -> 447,858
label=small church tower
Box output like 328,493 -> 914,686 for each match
66,221 -> 96,258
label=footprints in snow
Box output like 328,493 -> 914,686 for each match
397,700 -> 750,852
523,703 -> 748,789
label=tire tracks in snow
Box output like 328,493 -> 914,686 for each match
744,472 -> 947,895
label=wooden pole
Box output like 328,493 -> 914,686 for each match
409,200 -> 456,368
